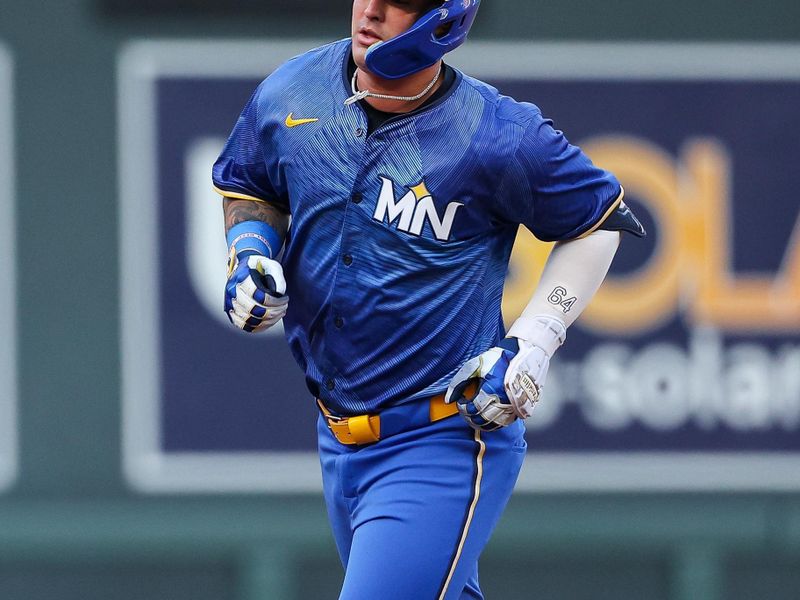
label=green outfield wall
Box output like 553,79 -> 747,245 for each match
1,1 -> 800,598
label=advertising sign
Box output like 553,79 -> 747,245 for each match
119,41 -> 800,492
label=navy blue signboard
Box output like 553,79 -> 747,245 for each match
119,41 -> 800,492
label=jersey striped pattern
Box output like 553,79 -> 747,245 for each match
213,39 -> 620,414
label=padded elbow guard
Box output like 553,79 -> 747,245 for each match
598,201 -> 647,238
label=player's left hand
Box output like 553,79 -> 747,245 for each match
445,334 -> 557,431
444,339 -> 521,431
503,339 -> 550,419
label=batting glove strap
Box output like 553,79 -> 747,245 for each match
507,314 -> 567,357
226,221 -> 283,260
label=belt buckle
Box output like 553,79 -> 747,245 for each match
345,414 -> 381,445
318,399 -> 381,445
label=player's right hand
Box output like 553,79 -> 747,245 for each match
224,250 -> 288,333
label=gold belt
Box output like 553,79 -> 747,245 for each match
317,393 -> 458,446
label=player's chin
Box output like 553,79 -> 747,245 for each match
353,38 -> 380,71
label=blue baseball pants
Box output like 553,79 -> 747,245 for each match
318,404 -> 526,599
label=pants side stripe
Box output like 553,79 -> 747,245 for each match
437,429 -> 486,600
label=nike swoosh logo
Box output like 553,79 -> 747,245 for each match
285,113 -> 319,128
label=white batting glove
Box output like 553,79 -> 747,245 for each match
224,250 -> 288,333
504,315 -> 567,418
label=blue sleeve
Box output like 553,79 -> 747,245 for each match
496,111 -> 621,242
212,83 -> 289,211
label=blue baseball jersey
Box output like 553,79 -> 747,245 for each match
213,39 -> 621,415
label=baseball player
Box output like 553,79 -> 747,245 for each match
213,0 -> 645,598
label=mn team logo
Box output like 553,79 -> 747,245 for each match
372,177 -> 463,241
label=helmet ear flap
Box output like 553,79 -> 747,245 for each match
434,20 -> 454,39
364,0 -> 482,80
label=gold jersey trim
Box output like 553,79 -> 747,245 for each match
576,186 -> 625,239
213,185 -> 269,203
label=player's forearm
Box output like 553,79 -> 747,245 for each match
223,198 -> 290,238
508,229 -> 620,338
452,230 -> 620,425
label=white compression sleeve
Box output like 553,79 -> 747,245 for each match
507,230 -> 620,343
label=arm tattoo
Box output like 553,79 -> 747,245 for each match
223,198 -> 290,238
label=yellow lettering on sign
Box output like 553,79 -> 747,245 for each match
502,135 -> 800,334
503,227 -> 552,321
686,140 -> 800,330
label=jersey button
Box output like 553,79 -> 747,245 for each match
325,379 -> 335,391
355,127 -> 365,138
343,254 -> 353,266
351,193 -> 362,204
334,316 -> 344,329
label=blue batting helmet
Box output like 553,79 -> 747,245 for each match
365,0 -> 482,79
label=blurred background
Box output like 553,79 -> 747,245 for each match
1,1 -> 800,599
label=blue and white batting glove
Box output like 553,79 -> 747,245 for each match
224,249 -> 288,333
445,315 -> 567,431
444,338 -> 520,431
